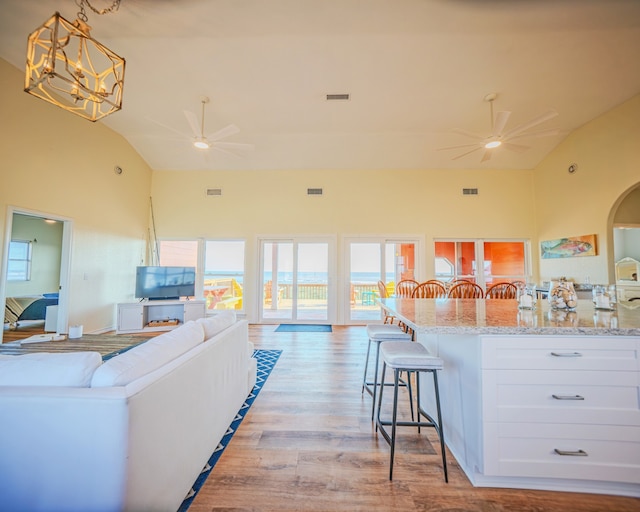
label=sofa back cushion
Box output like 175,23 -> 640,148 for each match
0,352 -> 102,387
91,320 -> 205,387
196,310 -> 236,339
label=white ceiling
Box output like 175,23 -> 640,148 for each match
1,0 -> 639,172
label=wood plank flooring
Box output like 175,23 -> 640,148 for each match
189,324 -> 639,512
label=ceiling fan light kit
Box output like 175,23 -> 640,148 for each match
24,0 -> 125,122
439,92 -> 559,162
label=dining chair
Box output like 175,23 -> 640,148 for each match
377,280 -> 395,324
395,279 -> 419,298
412,281 -> 447,298
447,282 -> 484,298
486,282 -> 518,299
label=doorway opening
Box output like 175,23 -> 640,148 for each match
1,207 -> 72,343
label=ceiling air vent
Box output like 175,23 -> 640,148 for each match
326,93 -> 350,101
307,188 -> 323,196
462,188 -> 479,195
206,188 -> 222,196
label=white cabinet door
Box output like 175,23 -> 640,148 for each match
118,304 -> 144,331
184,301 -> 206,323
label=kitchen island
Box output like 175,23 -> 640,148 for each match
379,298 -> 640,498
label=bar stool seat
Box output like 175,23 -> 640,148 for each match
376,341 -> 448,482
362,325 -> 412,420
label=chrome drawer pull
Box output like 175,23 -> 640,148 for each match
554,449 -> 588,457
550,352 -> 582,357
552,394 -> 585,400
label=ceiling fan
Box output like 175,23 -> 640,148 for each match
438,93 -> 559,162
149,97 -> 253,157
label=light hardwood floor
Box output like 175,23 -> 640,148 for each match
189,324 -> 639,512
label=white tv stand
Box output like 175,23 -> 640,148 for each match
116,299 -> 206,334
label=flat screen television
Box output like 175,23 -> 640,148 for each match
135,266 -> 196,300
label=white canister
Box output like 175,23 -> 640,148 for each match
68,325 -> 83,339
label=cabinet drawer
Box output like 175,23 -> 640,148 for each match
481,336 -> 640,371
483,369 -> 640,425
483,422 -> 640,483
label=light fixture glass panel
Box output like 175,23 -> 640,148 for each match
25,12 -> 125,122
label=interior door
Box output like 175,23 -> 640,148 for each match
259,238 -> 332,324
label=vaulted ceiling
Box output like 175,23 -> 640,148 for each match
1,0 -> 639,172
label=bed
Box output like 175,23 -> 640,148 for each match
4,294 -> 59,328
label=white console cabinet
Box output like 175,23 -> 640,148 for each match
116,299 -> 206,334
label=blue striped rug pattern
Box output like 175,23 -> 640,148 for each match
178,349 -> 282,511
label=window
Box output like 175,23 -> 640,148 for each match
7,240 -> 32,281
435,239 -> 529,289
204,241 -> 245,312
157,239 -> 246,313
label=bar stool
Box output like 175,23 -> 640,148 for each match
362,324 -> 412,420
376,341 -> 447,482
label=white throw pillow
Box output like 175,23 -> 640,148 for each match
0,352 -> 102,387
91,320 -> 205,387
197,310 -> 237,339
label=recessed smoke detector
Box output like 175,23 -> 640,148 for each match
326,93 -> 350,101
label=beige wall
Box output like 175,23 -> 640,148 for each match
2,51 -> 638,328
0,58 -> 152,334
534,95 -> 640,284
151,167 -> 537,319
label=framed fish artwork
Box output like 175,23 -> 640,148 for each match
540,234 -> 597,259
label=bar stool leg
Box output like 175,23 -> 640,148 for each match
361,338 -> 372,393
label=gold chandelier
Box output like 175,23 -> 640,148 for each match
24,0 -> 125,122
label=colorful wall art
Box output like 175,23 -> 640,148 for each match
540,234 -> 597,259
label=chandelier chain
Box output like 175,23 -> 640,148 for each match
75,0 -> 121,22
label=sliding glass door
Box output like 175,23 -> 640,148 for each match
259,238 -> 333,323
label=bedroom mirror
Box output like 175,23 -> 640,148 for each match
1,209 -> 72,343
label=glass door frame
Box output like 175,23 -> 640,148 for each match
342,235 -> 424,325
257,235 -> 336,324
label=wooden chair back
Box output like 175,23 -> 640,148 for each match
377,280 -> 389,298
395,279 -> 419,298
447,282 -> 485,299
412,282 -> 447,298
486,282 -> 518,299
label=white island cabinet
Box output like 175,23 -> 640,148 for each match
116,299 -> 206,334
379,298 -> 640,498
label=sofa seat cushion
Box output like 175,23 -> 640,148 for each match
0,352 -> 102,387
197,310 -> 236,339
91,320 -> 205,387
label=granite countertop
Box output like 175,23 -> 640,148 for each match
379,298 -> 640,336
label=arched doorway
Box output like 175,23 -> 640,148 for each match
608,182 -> 640,283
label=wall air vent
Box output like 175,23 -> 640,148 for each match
307,188 -> 323,196
462,188 -> 479,195
206,188 -> 223,196
326,93 -> 350,101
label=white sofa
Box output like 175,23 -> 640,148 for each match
0,312 -> 257,512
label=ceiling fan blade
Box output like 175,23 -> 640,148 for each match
502,142 -> 530,153
207,124 -> 241,142
501,109 -> 558,140
451,128 -> 486,141
146,117 -> 191,140
492,111 -> 511,137
183,110 -> 201,138
481,149 -> 492,162
437,143 -> 480,151
506,128 -> 560,142
452,146 -> 482,160
213,141 -> 254,152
